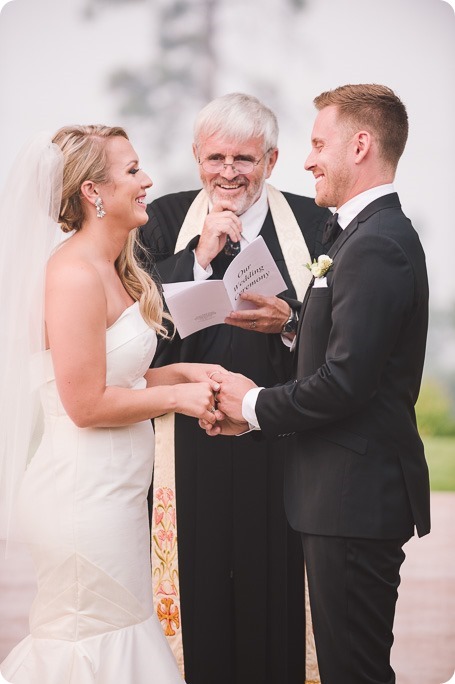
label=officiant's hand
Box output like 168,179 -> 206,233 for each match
194,201 -> 243,269
225,293 -> 292,334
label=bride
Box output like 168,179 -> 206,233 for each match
0,125 -> 223,683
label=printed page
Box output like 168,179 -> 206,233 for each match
223,236 -> 287,309
162,280 -> 232,339
162,237 -> 287,338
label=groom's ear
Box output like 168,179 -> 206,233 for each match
353,131 -> 371,164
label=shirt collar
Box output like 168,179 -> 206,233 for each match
238,184 -> 269,243
335,183 -> 395,230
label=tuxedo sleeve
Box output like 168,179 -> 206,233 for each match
256,232 -> 419,436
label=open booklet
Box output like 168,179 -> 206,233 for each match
162,236 -> 287,339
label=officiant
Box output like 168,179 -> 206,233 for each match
138,92 -> 330,684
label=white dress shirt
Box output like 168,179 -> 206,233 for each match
242,183 -> 396,430
336,183 -> 395,230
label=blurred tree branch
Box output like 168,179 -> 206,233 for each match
82,0 -> 307,189
83,0 -> 306,121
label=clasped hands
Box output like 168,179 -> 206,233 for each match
199,370 -> 258,436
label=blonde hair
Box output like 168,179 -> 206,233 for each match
314,84 -> 408,169
52,125 -> 171,337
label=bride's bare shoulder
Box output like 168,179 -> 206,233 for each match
46,238 -> 103,298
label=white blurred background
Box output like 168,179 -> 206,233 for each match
1,0 -> 454,394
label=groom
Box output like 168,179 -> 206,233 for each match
204,84 -> 430,684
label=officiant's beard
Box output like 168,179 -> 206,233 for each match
205,165 -> 268,217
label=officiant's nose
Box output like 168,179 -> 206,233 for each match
220,158 -> 239,179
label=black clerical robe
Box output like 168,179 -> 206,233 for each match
139,189 -> 329,684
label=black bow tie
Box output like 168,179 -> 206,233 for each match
322,212 -> 342,246
224,236 -> 241,256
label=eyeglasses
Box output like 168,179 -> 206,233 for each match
198,149 -> 273,175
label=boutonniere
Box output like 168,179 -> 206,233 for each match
306,254 -> 333,278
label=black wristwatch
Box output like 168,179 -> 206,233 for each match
281,307 -> 298,334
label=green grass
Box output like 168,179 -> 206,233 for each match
423,436 -> 455,491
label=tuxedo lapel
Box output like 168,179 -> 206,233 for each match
295,276 -> 314,336
292,193 -> 401,375
291,276 -> 316,375
327,216 -> 359,259
327,193 -> 401,260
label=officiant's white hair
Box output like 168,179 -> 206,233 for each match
193,93 -> 279,152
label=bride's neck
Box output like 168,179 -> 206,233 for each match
74,219 -> 129,263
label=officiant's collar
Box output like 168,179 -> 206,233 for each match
208,184 -> 269,245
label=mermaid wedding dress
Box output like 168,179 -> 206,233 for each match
1,302 -> 183,683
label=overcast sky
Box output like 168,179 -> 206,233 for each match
0,0 -> 454,373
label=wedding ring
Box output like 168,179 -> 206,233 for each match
209,406 -> 216,413
250,320 -> 257,329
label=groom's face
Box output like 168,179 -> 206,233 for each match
305,105 -> 355,210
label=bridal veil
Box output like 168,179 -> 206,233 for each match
0,133 -> 64,544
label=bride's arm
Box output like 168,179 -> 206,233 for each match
145,362 -> 226,387
45,259 -> 220,429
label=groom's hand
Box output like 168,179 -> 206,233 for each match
199,413 -> 249,437
199,370 -> 257,436
216,371 -> 257,422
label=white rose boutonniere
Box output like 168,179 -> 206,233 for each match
306,254 -> 333,278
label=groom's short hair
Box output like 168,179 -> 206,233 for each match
314,84 -> 408,169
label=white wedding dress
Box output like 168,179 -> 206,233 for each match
1,302 -> 184,684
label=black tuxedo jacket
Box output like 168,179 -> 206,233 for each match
256,193 -> 430,540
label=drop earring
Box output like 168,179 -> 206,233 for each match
95,197 -> 106,219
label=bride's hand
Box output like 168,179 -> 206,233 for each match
174,382 -> 223,424
178,363 -> 228,391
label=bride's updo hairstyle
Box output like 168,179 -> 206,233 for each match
52,124 -> 171,336
52,124 -> 127,234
